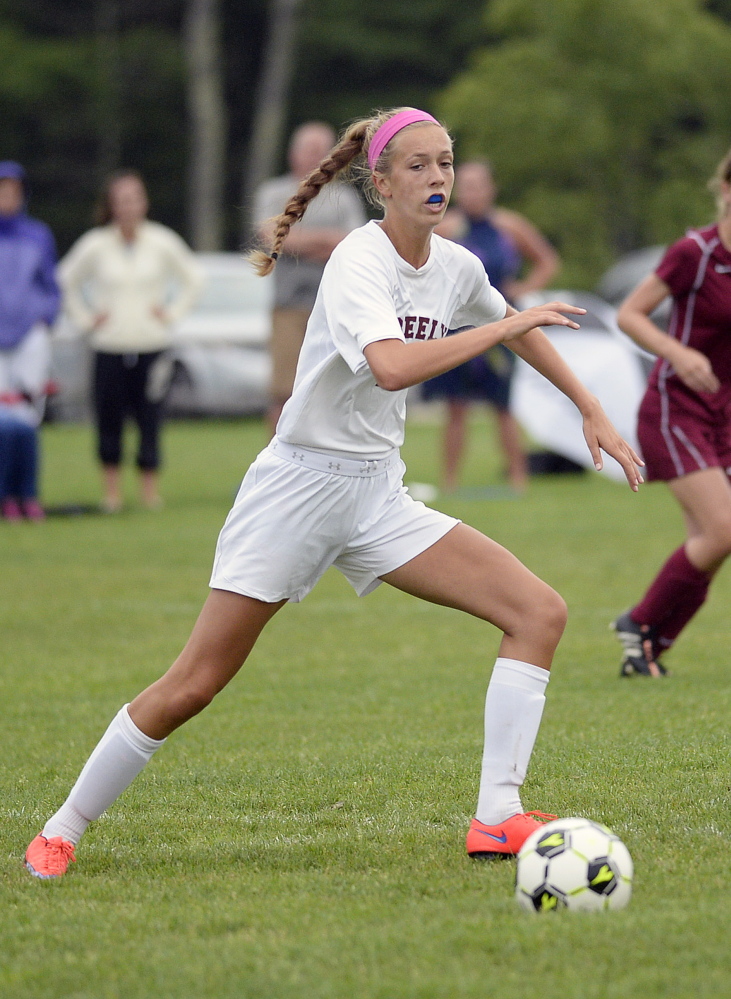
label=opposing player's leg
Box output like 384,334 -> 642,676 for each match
613,468 -> 730,677
25,590 -> 284,878
380,523 -> 565,857
668,467 -> 731,572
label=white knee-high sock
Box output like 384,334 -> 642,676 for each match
42,704 -> 166,845
476,657 -> 549,825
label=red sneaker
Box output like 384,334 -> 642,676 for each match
25,833 -> 76,879
466,811 -> 557,858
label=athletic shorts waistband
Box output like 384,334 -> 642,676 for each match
269,439 -> 399,477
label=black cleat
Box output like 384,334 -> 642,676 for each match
611,612 -> 668,678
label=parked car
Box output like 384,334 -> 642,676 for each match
510,289 -> 649,481
517,287 -> 654,361
47,253 -> 273,421
595,245 -> 665,306
167,253 -> 272,416
595,244 -> 670,331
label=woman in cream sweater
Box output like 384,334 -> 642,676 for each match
60,170 -> 202,511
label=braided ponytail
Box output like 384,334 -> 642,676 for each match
249,108 -> 446,277
249,120 -> 370,277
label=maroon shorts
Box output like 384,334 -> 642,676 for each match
637,383 -> 731,482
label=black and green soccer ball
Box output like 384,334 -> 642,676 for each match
515,817 -> 633,913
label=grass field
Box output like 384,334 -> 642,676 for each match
2,415 -> 731,999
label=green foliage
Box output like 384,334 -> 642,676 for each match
0,25 -> 97,250
2,418 -> 731,997
291,0 -> 488,129
2,0 -> 730,266
706,0 -> 731,20
439,0 -> 731,287
0,0 -> 486,250
0,8 -> 187,253
110,27 -> 187,233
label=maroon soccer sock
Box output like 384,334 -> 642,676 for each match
655,581 -> 709,652
631,545 -> 711,649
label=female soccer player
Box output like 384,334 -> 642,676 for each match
25,108 -> 642,879
424,159 -> 560,493
612,147 -> 731,677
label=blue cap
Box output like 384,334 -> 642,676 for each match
0,161 -> 27,186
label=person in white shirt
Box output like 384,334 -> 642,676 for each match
59,170 -> 202,512
25,109 -> 643,880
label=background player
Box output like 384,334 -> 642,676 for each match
25,108 -> 642,880
612,147 -> 731,677
424,159 -> 560,492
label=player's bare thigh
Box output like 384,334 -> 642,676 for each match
380,522 -> 566,669
668,466 -> 731,572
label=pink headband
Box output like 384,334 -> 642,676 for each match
367,109 -> 440,170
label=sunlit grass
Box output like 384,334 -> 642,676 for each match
2,415 -> 730,998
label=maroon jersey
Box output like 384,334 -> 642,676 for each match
649,224 -> 731,400
639,224 -> 731,480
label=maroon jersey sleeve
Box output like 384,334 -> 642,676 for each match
655,236 -> 702,298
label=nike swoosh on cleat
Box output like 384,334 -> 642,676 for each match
476,830 -> 508,843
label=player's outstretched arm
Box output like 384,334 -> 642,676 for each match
507,318 -> 644,491
578,401 -> 645,491
364,302 -> 585,392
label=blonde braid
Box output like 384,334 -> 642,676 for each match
249,108 -> 448,276
249,120 -> 370,277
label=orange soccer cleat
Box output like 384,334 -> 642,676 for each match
25,833 -> 76,879
466,811 -> 557,858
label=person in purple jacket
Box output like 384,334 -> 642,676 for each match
0,161 -> 61,520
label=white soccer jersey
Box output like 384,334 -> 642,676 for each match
276,220 -> 507,456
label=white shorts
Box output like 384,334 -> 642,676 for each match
209,440 -> 460,603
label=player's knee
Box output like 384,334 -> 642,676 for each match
168,680 -> 217,724
717,524 -> 731,558
705,521 -> 731,561
534,587 -> 568,644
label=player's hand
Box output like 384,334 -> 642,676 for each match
581,399 -> 645,492
671,345 -> 720,394
500,302 -> 586,342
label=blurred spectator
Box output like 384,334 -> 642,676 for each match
0,408 -> 42,521
0,160 -> 61,520
59,170 -> 202,513
425,160 -> 560,492
254,122 -> 367,433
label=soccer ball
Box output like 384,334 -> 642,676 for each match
515,817 -> 633,913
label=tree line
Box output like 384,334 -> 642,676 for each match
441,0 -> 731,285
1,0 -> 729,286
0,0 -> 485,254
